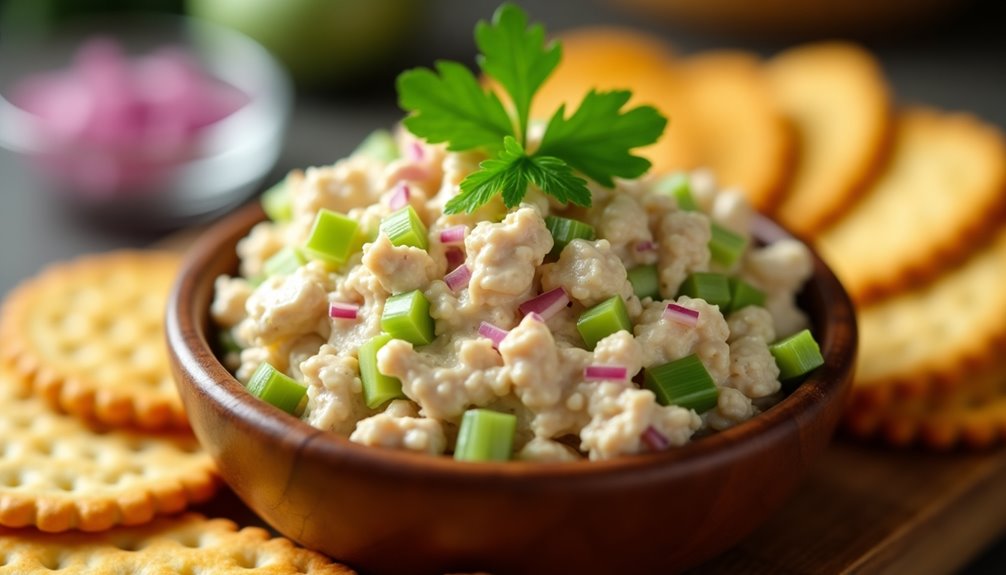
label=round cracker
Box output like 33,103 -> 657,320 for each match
0,251 -> 187,430
0,513 -> 353,573
0,367 -> 216,532
851,223 -> 1006,412
671,51 -> 794,212
766,42 -> 892,237
529,27 -> 701,175
816,108 -> 1006,304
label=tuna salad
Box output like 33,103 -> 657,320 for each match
211,132 -> 820,461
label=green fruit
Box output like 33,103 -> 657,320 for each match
186,0 -> 421,87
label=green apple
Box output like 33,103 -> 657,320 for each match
186,0 -> 421,87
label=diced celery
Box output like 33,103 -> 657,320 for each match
381,205 -> 429,250
677,272 -> 731,309
352,129 -> 400,163
770,329 -> 824,381
454,409 -> 517,462
654,173 -> 698,211
263,247 -> 306,278
359,333 -> 405,409
627,265 -> 660,300
709,223 -> 748,268
302,209 -> 361,265
381,290 -> 434,346
261,180 -> 292,222
217,328 -> 242,355
247,362 -> 307,415
545,215 -> 595,259
727,278 -> 765,314
577,295 -> 632,350
643,354 -> 718,413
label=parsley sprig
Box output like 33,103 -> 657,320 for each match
397,3 -> 667,215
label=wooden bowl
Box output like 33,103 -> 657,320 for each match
166,202 -> 856,575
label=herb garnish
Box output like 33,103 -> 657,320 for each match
396,3 -> 667,214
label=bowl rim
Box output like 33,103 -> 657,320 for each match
167,201 -> 857,481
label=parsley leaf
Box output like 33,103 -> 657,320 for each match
446,136 -> 589,214
397,3 -> 667,215
397,60 -> 513,154
474,3 -> 560,145
536,90 -> 668,187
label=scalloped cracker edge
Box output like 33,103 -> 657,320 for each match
816,108 -> 1006,304
0,367 -> 217,532
0,513 -> 354,573
0,250 -> 189,430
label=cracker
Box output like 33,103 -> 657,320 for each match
530,27 -> 700,175
815,108 -> 1006,304
0,513 -> 354,574
0,250 -> 187,430
671,50 -> 794,213
850,224 -> 1006,410
766,42 -> 892,237
0,367 -> 217,532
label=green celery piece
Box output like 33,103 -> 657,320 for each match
454,409 -> 517,462
359,333 -> 405,409
654,173 -> 698,211
352,129 -> 400,163
247,363 -> 307,415
545,215 -> 595,259
263,247 -> 306,278
677,272 -> 731,309
627,265 -> 660,300
302,209 -> 361,265
261,180 -> 292,222
576,295 -> 632,350
727,278 -> 765,314
709,223 -> 749,268
643,354 -> 719,413
770,329 -> 824,381
381,205 -> 429,250
381,290 -> 435,346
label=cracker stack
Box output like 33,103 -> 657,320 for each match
0,251 -> 355,573
536,31 -> 1006,449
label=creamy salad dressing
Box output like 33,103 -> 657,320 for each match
211,134 -> 813,461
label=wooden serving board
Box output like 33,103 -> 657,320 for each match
694,440 -> 1006,574
166,224 -> 1006,574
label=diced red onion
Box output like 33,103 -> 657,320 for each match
518,287 -> 570,320
391,164 -> 429,182
388,183 -> 410,210
635,240 -> 656,252
328,302 -> 359,320
583,364 -> 629,382
445,247 -> 465,272
664,303 -> 699,327
444,264 -> 471,292
526,311 -> 545,323
439,225 -> 466,245
408,140 -> 425,162
478,321 -> 509,349
641,426 -> 670,452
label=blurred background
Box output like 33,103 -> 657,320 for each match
0,0 -> 1004,571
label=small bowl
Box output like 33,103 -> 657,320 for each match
166,203 -> 856,575
0,14 -> 292,229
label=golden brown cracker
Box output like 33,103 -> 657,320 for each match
816,108 -> 1006,304
766,42 -> 892,237
0,513 -> 354,574
0,251 -> 187,430
530,27 -> 700,175
850,224 -> 1006,413
0,367 -> 216,533
670,51 -> 794,212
